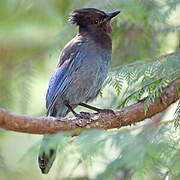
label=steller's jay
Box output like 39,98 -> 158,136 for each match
38,8 -> 120,174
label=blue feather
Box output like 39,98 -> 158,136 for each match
46,51 -> 83,114
46,64 -> 68,109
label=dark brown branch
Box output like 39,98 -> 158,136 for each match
0,80 -> 179,135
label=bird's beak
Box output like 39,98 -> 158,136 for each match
105,11 -> 120,21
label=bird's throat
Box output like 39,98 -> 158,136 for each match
78,27 -> 112,50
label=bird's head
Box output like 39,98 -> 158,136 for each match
69,8 -> 120,35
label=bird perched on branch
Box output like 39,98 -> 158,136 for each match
38,8 -> 120,174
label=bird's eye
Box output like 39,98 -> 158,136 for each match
94,20 -> 99,24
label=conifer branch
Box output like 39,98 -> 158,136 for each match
0,80 -> 179,135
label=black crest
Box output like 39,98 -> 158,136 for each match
69,8 -> 106,27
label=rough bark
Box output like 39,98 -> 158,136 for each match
0,80 -> 179,135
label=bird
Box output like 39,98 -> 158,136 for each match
38,8 -> 120,174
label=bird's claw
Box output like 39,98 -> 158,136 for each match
75,112 -> 92,127
79,112 -> 91,119
98,109 -> 116,115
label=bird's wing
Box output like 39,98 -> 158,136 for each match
46,63 -> 68,111
56,36 -> 85,68
46,42 -> 86,116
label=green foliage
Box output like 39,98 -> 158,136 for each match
95,124 -> 180,180
0,0 -> 180,179
17,123 -> 180,179
174,100 -> 180,128
105,53 -> 180,115
0,152 -> 11,180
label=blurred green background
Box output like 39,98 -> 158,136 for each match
0,0 -> 180,179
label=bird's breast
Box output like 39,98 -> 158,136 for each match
66,46 -> 111,104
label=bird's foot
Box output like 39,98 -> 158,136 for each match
74,112 -> 91,119
79,112 -> 91,119
97,109 -> 115,115
75,112 -> 92,127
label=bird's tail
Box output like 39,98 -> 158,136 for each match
38,105 -> 70,174
38,134 -> 58,174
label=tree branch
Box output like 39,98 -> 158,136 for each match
0,80 -> 179,135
